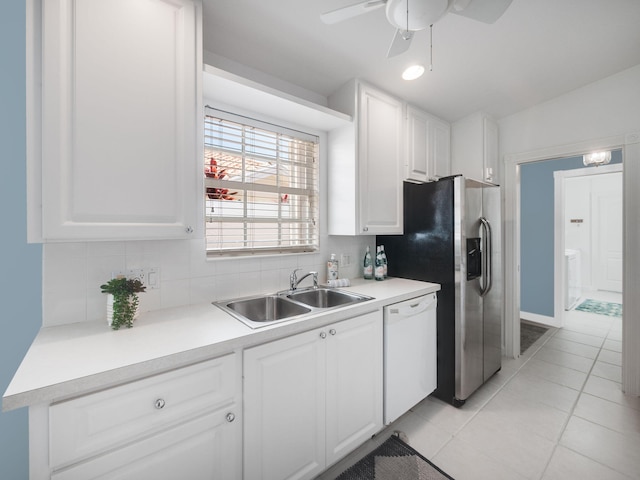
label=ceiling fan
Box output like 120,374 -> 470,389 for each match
321,0 -> 513,57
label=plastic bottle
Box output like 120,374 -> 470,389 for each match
374,246 -> 384,281
327,253 -> 339,281
380,244 -> 388,278
363,246 -> 373,280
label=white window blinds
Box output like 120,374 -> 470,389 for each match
204,108 -> 319,254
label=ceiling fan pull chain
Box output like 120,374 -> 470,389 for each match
429,24 -> 433,71
406,0 -> 409,31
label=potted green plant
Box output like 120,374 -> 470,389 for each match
100,277 -> 146,330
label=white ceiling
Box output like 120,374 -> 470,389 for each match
203,0 -> 640,123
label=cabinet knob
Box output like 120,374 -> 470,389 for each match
362,226 -> 369,232
154,398 -> 166,409
329,329 -> 336,336
319,331 -> 327,339
226,412 -> 236,423
185,226 -> 194,234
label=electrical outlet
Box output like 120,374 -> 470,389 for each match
111,267 -> 160,289
340,254 -> 351,267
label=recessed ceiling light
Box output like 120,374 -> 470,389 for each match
402,64 -> 425,80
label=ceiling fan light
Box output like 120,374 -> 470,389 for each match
583,151 -> 612,166
402,64 -> 425,80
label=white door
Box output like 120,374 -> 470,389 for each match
243,330 -> 326,480
593,175 -> 623,292
325,311 -> 383,467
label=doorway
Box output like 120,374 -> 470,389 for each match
518,153 -> 623,332
504,133 -> 640,396
554,163 -> 623,328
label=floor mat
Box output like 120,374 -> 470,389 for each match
521,321 -> 549,354
575,299 -> 622,317
335,435 -> 454,480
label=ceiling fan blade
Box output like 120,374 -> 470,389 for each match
386,29 -> 413,58
320,0 -> 386,25
449,0 -> 513,24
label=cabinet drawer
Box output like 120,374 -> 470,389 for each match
51,407 -> 239,480
50,353 -> 238,469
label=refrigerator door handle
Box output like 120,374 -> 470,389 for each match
480,217 -> 492,297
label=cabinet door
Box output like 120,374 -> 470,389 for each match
244,329 -> 326,480
40,0 -> 201,240
406,106 -> 450,182
358,84 -> 404,235
50,354 -> 237,469
51,408 -> 240,480
431,117 -> 451,179
483,116 -> 499,183
406,106 -> 429,182
325,311 -> 383,466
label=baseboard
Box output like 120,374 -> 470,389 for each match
520,311 -> 561,328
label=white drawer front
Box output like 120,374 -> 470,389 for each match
50,353 -> 238,469
51,407 -> 240,480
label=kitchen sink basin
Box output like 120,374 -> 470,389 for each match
222,295 -> 311,326
215,287 -> 373,329
286,288 -> 372,309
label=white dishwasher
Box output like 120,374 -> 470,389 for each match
383,292 -> 437,424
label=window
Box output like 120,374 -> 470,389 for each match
204,108 -> 319,255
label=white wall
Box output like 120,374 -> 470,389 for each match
499,63 -> 640,394
43,236 -> 371,327
499,64 -> 640,155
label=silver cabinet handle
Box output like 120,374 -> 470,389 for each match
362,226 -> 369,232
329,329 -> 336,336
226,412 -> 236,423
185,226 -> 194,234
320,332 -> 327,339
154,398 -> 165,409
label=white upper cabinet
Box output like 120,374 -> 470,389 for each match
36,0 -> 202,241
405,105 -> 451,182
328,80 -> 404,235
451,112 -> 499,184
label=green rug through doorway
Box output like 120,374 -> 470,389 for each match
575,299 -> 622,317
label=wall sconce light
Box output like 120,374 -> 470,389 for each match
583,151 -> 611,167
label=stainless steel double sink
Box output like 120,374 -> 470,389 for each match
214,287 -> 373,329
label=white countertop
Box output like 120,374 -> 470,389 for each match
3,278 -> 439,411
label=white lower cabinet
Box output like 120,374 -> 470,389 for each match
36,354 -> 241,480
243,311 -> 383,480
51,409 -> 236,480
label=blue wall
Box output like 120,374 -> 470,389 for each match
520,150 -> 622,317
0,1 -> 42,478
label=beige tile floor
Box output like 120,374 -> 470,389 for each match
318,291 -> 640,480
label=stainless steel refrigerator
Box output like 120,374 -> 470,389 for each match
378,175 -> 502,406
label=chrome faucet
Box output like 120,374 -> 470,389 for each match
289,269 -> 318,291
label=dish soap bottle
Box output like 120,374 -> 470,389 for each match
327,253 -> 339,281
375,246 -> 385,281
380,244 -> 388,278
363,246 -> 373,280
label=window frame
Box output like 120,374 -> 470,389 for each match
203,108 -> 320,256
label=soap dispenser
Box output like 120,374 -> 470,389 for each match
327,253 -> 339,281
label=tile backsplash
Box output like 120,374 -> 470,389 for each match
42,236 -> 372,327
